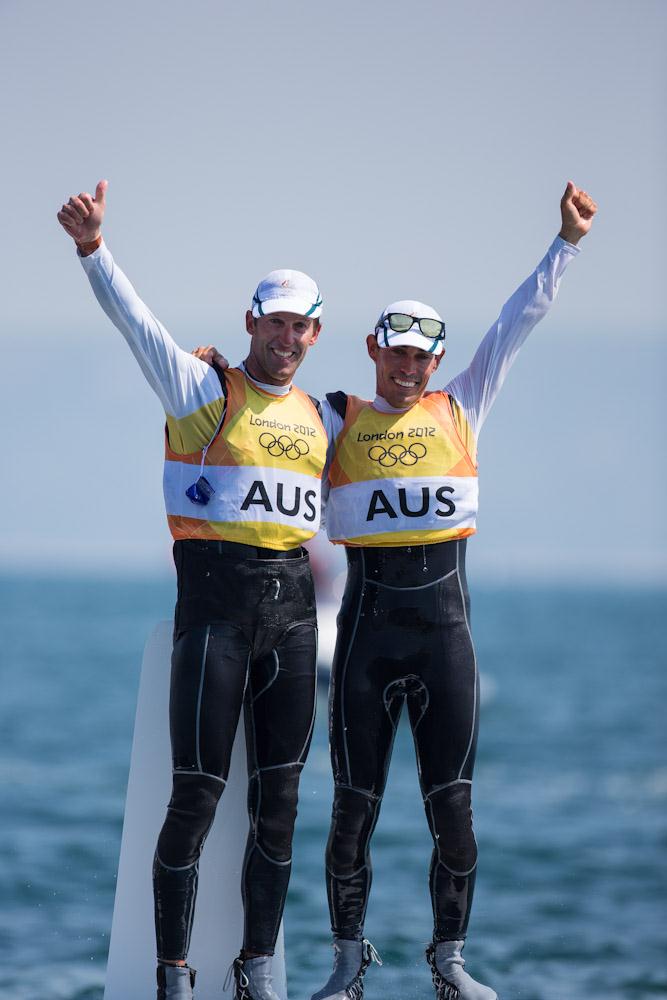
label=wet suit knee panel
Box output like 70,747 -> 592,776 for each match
326,785 -> 380,877
426,782 -> 477,874
157,772 -> 225,868
249,764 -> 301,863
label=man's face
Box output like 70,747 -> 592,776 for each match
245,311 -> 321,385
367,335 -> 443,408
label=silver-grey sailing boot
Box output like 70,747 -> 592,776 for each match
310,938 -> 382,1000
426,941 -> 497,1000
225,954 -> 282,1000
156,963 -> 197,999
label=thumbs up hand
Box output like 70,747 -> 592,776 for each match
57,179 -> 108,246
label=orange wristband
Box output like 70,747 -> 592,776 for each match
77,235 -> 103,257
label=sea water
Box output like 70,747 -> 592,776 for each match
1,576 -> 665,1000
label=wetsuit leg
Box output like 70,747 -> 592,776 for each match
241,621 -> 318,955
153,623 -> 250,962
406,544 -> 479,941
326,552 -> 403,940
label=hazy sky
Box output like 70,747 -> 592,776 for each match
1,0 -> 665,581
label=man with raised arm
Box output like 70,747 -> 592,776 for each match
58,181 -> 327,1000
308,181 -> 596,1000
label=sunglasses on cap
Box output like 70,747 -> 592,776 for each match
379,313 -> 446,340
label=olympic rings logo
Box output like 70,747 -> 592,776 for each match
368,442 -> 427,467
259,432 -> 310,460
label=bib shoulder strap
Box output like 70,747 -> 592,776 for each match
214,364 -> 228,398
325,390 -> 348,420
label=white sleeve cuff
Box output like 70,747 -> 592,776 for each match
78,242 -> 108,269
553,234 -> 581,256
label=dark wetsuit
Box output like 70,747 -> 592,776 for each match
326,538 -> 478,942
153,539 -> 317,960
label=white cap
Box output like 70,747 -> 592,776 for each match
252,269 -> 323,319
374,299 -> 445,356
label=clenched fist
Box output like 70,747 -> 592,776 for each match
559,181 -> 597,245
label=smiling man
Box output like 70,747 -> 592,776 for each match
312,182 -> 597,1000
58,181 -> 326,1000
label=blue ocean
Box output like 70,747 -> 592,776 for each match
1,575 -> 665,1000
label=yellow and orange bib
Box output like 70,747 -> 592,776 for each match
164,368 -> 327,550
327,393 -> 478,547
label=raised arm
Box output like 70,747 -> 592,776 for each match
444,182 -> 597,437
57,181 -> 225,448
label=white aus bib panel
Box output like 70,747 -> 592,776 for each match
103,622 -> 287,1000
327,475 -> 479,541
164,462 -> 321,532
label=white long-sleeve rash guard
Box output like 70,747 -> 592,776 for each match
80,243 -> 222,419
79,245 -> 290,455
319,236 -> 580,501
